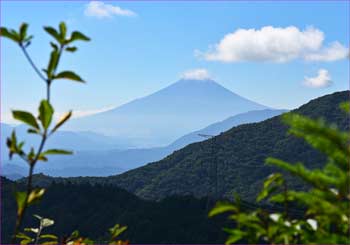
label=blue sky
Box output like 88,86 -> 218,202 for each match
1,1 -> 349,123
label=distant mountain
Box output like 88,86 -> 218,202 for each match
1,124 -> 128,178
2,109 -> 284,177
98,91 -> 349,201
168,109 -> 287,150
66,79 -> 268,147
1,164 -> 25,180
1,124 -> 131,157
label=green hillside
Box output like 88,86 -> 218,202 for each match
110,91 -> 349,200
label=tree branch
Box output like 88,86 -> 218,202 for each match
20,45 -> 47,83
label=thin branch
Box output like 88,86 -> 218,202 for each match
20,45 -> 47,83
11,133 -> 47,243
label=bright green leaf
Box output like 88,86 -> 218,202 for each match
109,224 -> 127,239
27,128 -> 41,135
65,46 -> 77,52
12,110 -> 39,130
40,234 -> 58,240
54,71 -> 85,83
69,31 -> 90,42
28,189 -> 45,205
42,149 -> 73,155
59,22 -> 67,40
19,23 -> 28,41
15,191 -> 27,215
0,27 -> 20,42
38,100 -> 54,130
47,49 -> 59,78
50,42 -> 58,51
44,26 -> 62,44
209,202 -> 238,217
51,111 -> 72,134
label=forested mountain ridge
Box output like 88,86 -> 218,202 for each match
1,177 -> 227,244
110,91 -> 350,200
23,91 -> 350,202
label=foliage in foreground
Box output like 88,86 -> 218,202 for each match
210,103 -> 350,244
1,22 -> 127,244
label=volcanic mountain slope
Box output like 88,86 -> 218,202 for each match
108,91 -> 349,200
66,79 -> 268,147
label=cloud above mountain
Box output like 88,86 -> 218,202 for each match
304,42 -> 349,62
196,26 -> 348,63
84,1 -> 137,18
303,69 -> 332,88
180,69 -> 211,80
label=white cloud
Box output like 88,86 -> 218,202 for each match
304,41 -> 349,61
303,69 -> 332,88
84,1 -> 136,18
197,26 -> 348,63
1,106 -> 116,125
180,69 -> 211,80
65,105 -> 115,119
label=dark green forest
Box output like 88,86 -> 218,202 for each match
2,176 -> 229,244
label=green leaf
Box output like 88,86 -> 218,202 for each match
0,27 -> 20,42
38,100 -> 54,130
47,49 -> 59,78
42,218 -> 55,228
16,232 -> 32,240
28,128 -> 41,135
24,35 -> 33,42
40,234 -> 58,240
223,229 -> 246,244
50,42 -> 58,51
65,46 -> 77,52
19,23 -> 28,41
44,26 -> 62,44
24,228 -> 39,234
16,233 -> 33,245
109,224 -> 127,239
209,202 -> 238,217
59,22 -> 67,40
12,110 -> 40,130
7,130 -> 20,160
15,191 -> 27,215
51,111 -> 72,133
42,242 -> 59,245
54,71 -> 85,83
38,154 -> 48,162
42,149 -> 73,155
28,147 -> 35,161
257,173 -> 284,202
69,31 -> 90,42
28,189 -> 45,205
20,239 -> 33,245
34,214 -> 43,220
